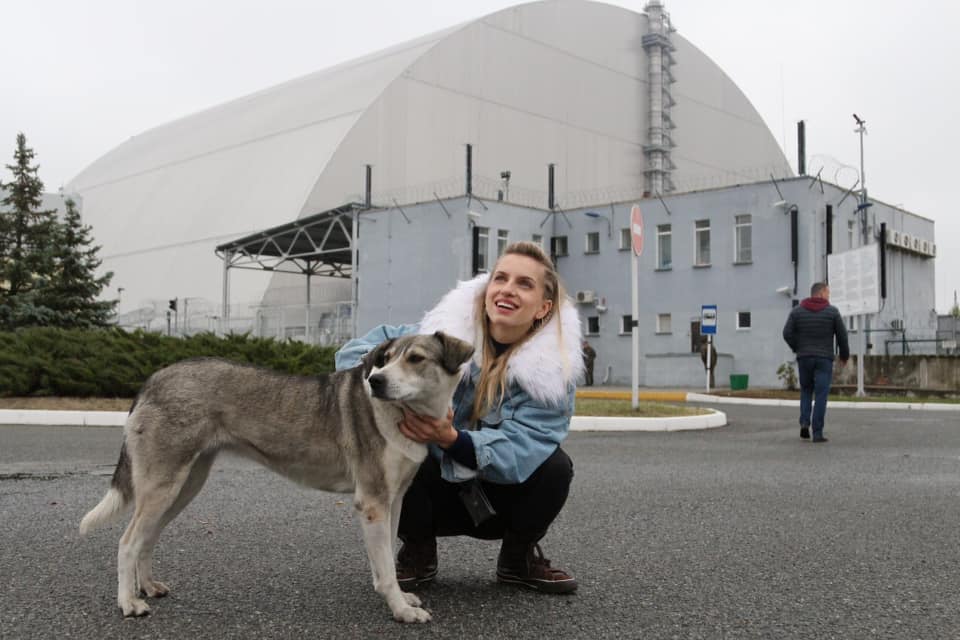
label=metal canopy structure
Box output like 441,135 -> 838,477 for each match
215,202 -> 364,277
214,202 -> 366,337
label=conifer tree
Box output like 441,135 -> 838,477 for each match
43,197 -> 116,327
0,133 -> 59,328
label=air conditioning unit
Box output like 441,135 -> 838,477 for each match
576,290 -> 596,304
912,237 -> 921,252
890,319 -> 904,330
931,243 -> 937,257
901,234 -> 912,250
921,240 -> 929,255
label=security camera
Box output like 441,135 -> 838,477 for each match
776,286 -> 792,295
772,200 -> 787,208
466,211 -> 483,224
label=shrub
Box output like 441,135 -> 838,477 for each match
777,361 -> 798,391
0,327 -> 337,398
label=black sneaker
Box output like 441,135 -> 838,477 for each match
812,436 -> 829,443
800,426 -> 810,439
396,538 -> 437,589
496,543 -> 577,594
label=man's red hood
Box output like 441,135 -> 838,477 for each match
800,297 -> 830,312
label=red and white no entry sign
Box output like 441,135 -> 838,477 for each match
630,204 -> 644,256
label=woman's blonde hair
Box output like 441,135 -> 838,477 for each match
470,241 -> 567,422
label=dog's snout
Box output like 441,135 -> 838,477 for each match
368,373 -> 387,397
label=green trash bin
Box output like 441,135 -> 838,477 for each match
730,374 -> 749,390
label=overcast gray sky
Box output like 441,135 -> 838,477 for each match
3,0 -> 958,312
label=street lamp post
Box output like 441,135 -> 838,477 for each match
853,113 -> 869,397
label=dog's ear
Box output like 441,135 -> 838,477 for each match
433,331 -> 474,374
362,339 -> 395,377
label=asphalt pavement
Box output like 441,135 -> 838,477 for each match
2,403 -> 959,639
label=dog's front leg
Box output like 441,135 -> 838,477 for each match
388,493 -> 422,608
356,497 -> 431,623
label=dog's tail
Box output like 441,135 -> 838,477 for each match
80,440 -> 134,536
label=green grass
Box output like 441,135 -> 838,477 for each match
575,398 -> 710,417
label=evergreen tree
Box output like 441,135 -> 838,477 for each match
43,197 -> 117,327
0,133 -> 59,328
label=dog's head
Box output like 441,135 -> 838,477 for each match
362,332 -> 474,416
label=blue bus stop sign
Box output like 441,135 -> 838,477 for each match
701,304 -> 717,335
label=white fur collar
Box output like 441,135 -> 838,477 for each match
419,274 -> 584,407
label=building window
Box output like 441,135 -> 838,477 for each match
695,219 -> 711,266
619,228 -> 631,251
550,236 -> 568,257
532,234 -> 543,249
620,314 -> 633,334
585,231 -> 600,254
734,214 -> 752,263
657,224 -> 672,269
497,229 -> 509,257
736,311 -> 752,330
656,313 -> 672,334
847,220 -> 855,248
586,316 -> 600,335
474,226 -> 489,274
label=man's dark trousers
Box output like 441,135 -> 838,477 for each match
797,356 -> 833,439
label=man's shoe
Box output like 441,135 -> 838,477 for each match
800,426 -> 810,439
396,538 -> 438,589
496,543 -> 577,594
812,436 -> 829,443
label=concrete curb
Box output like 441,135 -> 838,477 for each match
571,409 -> 726,432
0,407 -> 728,432
0,409 -> 127,427
3,389 -> 955,429
684,393 -> 960,411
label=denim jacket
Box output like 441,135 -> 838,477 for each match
334,274 -> 584,485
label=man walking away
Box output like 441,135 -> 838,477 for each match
782,282 -> 850,443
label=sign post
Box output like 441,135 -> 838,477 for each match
630,205 -> 644,409
827,244 -> 880,397
701,305 -> 717,392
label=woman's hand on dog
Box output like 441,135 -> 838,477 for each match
399,408 -> 458,448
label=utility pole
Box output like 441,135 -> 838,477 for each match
853,113 -> 869,245
853,114 -> 869,396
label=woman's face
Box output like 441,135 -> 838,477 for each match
484,254 -> 554,344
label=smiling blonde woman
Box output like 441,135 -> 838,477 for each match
336,241 -> 584,594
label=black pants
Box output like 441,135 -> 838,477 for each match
398,447 -> 574,544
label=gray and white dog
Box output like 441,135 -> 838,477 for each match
80,332 -> 474,623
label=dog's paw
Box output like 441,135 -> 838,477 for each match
401,592 -> 422,607
393,605 -> 431,624
119,597 -> 151,617
141,580 -> 169,598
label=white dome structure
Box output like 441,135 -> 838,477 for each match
69,0 -> 791,324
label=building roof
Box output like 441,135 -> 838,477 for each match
68,0 -> 792,313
